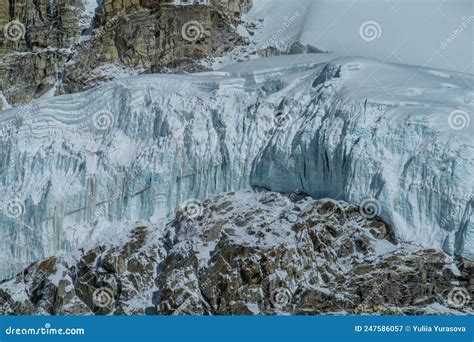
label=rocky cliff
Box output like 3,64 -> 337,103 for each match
0,0 -> 253,107
0,0 -> 88,106
63,1 -> 245,94
0,190 -> 471,315
0,0 -> 85,52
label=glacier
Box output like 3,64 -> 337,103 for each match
245,0 -> 472,74
0,54 -> 473,279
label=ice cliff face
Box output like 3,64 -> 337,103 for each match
0,54 -> 473,279
1,190 -> 471,315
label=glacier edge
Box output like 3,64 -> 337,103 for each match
0,55 -> 473,279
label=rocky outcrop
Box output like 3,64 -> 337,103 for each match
0,190 -> 471,315
0,0 -> 89,105
0,0 -> 253,106
210,0 -> 252,19
0,226 -> 165,315
0,49 -> 69,104
0,0 -> 86,52
63,2 -> 245,94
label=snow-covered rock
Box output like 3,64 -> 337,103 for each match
1,190 -> 470,315
0,54 -> 473,279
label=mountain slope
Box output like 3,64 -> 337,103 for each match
0,0 -> 252,106
0,54 -> 473,280
1,190 -> 471,315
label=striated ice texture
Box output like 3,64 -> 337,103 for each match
0,54 -> 473,279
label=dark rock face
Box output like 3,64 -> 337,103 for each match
0,190 -> 471,315
0,0 -> 85,52
0,226 -> 165,315
63,3 -> 244,94
0,49 -> 69,105
0,0 -> 86,106
0,0 -> 252,107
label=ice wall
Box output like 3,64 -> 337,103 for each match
0,55 -> 472,279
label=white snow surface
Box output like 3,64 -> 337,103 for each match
0,54 -> 473,279
245,0 -> 473,74
83,0 -> 99,17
